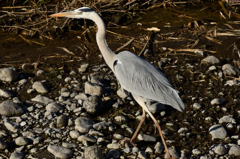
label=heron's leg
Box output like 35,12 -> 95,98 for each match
118,109 -> 145,147
130,108 -> 146,141
131,94 -> 173,159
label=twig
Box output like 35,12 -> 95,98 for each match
115,38 -> 134,52
138,37 -> 150,56
57,47 -> 75,55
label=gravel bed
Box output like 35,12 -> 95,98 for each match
0,53 -> 240,159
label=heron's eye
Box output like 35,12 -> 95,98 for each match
76,11 -> 82,14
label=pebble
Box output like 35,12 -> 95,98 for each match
192,149 -> 201,155
84,146 -> 104,159
18,79 -> 27,86
209,124 -> 227,140
117,88 -> 128,99
62,142 -> 77,149
75,117 -> 94,133
78,63 -> 89,73
154,142 -> 164,154
32,81 -> 49,93
107,143 -> 121,149
210,98 -> 224,105
77,135 -> 97,143
31,95 -> 54,104
164,146 -> 180,159
0,100 -> 24,116
83,95 -> 103,115
46,102 -> 63,113
36,70 -> 44,76
69,130 -> 81,139
4,119 -> 19,133
9,151 -> 24,159
219,115 -> 236,124
201,56 -> 219,64
228,144 -> 240,156
15,137 -> 29,146
85,82 -> 104,96
193,103 -> 202,110
138,151 -> 147,159
105,150 -> 120,159
214,144 -> 228,155
222,64 -> 239,76
93,121 -> 112,131
47,145 -> 73,159
137,134 -> 157,142
114,115 -> 127,124
56,115 -> 68,128
0,89 -> 13,98
0,67 -> 19,82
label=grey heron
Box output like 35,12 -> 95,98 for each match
51,7 -> 185,159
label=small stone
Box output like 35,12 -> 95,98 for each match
85,82 -> 104,96
202,56 -> 219,65
211,98 -> 224,105
78,63 -> 89,73
107,143 -> 121,150
0,100 -> 24,116
10,151 -> 24,159
84,146 -> 104,159
4,119 -> 19,133
83,95 -> 103,115
18,79 -> 27,86
32,81 -> 49,93
77,135 -> 96,143
154,142 -> 164,154
114,116 -> 127,124
219,115 -> 236,124
36,70 -> 44,76
214,144 -> 228,155
222,64 -> 239,76
228,144 -> 240,156
69,130 -> 81,139
0,67 -> 18,82
93,121 -> 112,131
192,149 -> 201,155
57,115 -> 68,128
105,150 -> 120,159
138,151 -> 147,159
209,124 -> 227,140
117,89 -> 128,99
0,89 -> 13,98
46,102 -> 63,113
193,103 -> 202,110
164,147 -> 180,159
75,117 -> 94,133
15,137 -> 29,146
47,145 -> 73,159
31,95 -> 54,104
62,142 -> 77,149
137,134 -> 157,142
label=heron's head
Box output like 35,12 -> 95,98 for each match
50,7 -> 95,19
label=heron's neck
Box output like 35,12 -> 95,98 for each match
93,13 -> 115,71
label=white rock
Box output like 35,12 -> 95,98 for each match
107,143 -> 121,150
32,81 -> 49,94
85,82 -> 103,96
219,115 -> 236,124
228,144 -> 240,156
15,137 -> 29,146
209,124 -> 227,140
0,89 -> 13,98
202,56 -> 219,64
137,134 -> 157,142
31,95 -> 54,104
47,145 -> 73,159
210,98 -> 224,105
0,67 -> 18,82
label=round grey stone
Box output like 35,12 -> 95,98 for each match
9,151 -> 24,159
47,145 -> 73,159
32,81 -> 49,93
0,68 -> 18,82
75,117 -> 94,133
209,124 -> 227,140
46,102 -> 63,113
83,95 -> 103,115
15,137 -> 29,146
202,56 -> 219,64
84,146 -> 104,159
0,100 -> 24,117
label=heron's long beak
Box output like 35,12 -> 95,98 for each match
50,11 -> 75,17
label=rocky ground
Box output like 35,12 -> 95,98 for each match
0,49 -> 240,159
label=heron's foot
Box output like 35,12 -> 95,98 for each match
118,137 -> 136,147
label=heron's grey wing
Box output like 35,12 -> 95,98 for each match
113,51 -> 185,112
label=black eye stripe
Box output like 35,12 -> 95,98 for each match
79,8 -> 94,12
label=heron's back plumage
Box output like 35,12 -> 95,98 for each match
113,51 -> 185,112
